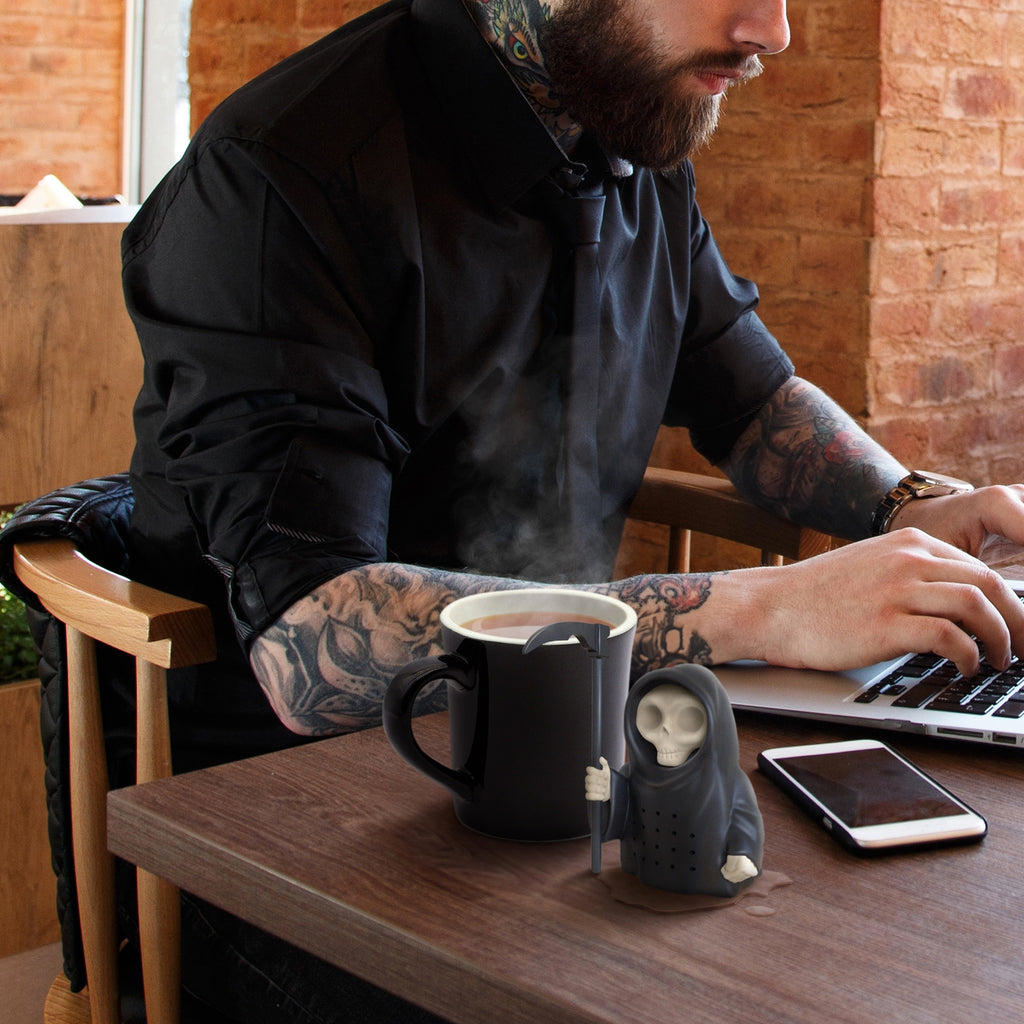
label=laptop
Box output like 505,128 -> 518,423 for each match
715,575 -> 1024,751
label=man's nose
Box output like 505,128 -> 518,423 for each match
730,0 -> 791,56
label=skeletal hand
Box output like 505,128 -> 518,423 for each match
585,756 -> 611,802
721,854 -> 759,883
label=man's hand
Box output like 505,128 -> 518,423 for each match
888,484 -> 1024,558
585,756 -> 611,802
744,529 -> 1024,679
721,854 -> 759,884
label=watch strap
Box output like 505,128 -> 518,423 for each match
870,471 -> 974,536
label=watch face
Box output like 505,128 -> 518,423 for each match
908,471 -> 974,492
917,468 -> 970,489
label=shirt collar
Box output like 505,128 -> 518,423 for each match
411,0 -> 631,211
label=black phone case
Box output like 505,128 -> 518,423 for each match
757,744 -> 988,857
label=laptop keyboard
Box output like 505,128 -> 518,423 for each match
856,647 -> 1024,719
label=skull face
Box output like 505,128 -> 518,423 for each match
635,683 -> 707,767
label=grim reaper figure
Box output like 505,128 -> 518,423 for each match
585,664 -> 763,897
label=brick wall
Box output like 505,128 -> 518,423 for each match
0,0 -> 124,197
664,0 -> 881,479
189,0 -> 381,127
868,0 -> 1024,484
4,0 -> 1022,489
658,0 -> 1024,491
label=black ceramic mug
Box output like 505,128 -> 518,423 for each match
382,588 -> 636,842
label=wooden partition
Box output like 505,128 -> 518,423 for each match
0,679 -> 59,956
0,206 -> 141,509
0,205 -> 141,957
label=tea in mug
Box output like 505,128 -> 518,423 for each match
459,610 -> 615,641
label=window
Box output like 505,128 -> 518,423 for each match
124,0 -> 193,203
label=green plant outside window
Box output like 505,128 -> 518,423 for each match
0,511 -> 39,684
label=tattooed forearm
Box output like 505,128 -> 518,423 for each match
598,572 -> 716,678
250,559 -> 726,736
250,564 -> 532,736
721,377 -> 904,540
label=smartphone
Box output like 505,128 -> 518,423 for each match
757,738 -> 987,855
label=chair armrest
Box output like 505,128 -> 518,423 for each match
628,467 -> 834,566
12,538 -> 215,669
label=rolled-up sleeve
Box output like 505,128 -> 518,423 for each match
125,136 -> 405,645
661,168 -> 794,464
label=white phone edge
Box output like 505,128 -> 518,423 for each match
758,738 -> 987,851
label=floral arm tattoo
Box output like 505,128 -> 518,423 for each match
721,377 -> 905,540
250,563 -> 719,737
250,566 -> 530,737
598,572 -> 715,671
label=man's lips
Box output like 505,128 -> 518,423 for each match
694,68 -> 745,94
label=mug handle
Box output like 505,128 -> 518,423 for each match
382,652 -> 477,803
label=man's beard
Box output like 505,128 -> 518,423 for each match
540,0 -> 763,172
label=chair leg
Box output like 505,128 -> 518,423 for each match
136,869 -> 181,1024
136,660 -> 181,1024
66,626 -> 119,1024
667,527 -> 692,574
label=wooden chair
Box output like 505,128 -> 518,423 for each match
5,466 -> 826,1024
12,537 -> 215,1024
627,466 -> 835,571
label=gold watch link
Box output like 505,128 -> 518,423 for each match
870,470 -> 974,536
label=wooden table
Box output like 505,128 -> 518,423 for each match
107,712 -> 1024,1024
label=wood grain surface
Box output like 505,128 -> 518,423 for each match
0,214 -> 140,508
0,679 -> 59,958
108,712 -> 1024,1024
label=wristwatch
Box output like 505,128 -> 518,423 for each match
871,470 -> 974,536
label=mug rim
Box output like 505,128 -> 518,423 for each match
440,587 -> 638,645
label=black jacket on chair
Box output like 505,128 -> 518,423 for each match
0,473 -> 136,990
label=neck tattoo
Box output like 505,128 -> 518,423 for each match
463,0 -> 582,153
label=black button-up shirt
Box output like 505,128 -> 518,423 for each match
123,0 -> 792,747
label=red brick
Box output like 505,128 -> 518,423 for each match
698,113 -> 804,169
885,3 -> 949,61
999,232 -> 1024,285
995,345 -> 1024,398
806,2 -> 882,60
244,36 -> 304,80
195,0 -> 300,32
941,184 -> 1016,230
876,351 -> 993,408
712,228 -> 799,289
991,454 -> 1024,485
879,64 -> 946,120
755,56 -> 878,119
1007,126 -> 1024,176
726,173 -> 870,233
0,17 -> 45,46
1010,13 -> 1024,71
930,289 -> 1024,348
929,408 -> 1003,463
888,4 -> 1006,66
871,177 -> 940,236
865,416 -> 931,466
798,232 -> 870,293
868,296 -> 933,350
800,119 -> 874,172
946,71 -> 1023,121
880,122 -> 1002,178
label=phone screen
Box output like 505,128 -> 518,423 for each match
773,745 -> 966,827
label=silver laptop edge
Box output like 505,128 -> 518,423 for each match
716,580 -> 1024,751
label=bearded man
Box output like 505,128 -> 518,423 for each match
121,0 -> 1024,1019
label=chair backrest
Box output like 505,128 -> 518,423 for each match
625,467 -> 835,573
10,533 -> 214,1024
